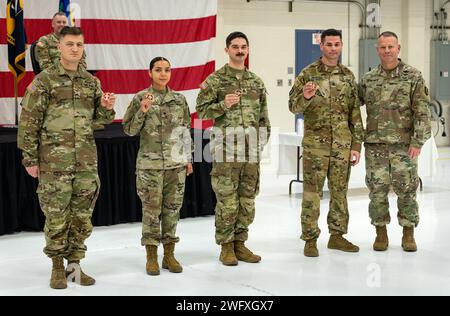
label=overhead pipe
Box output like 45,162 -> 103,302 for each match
433,6 -> 438,40
246,0 -> 295,12
438,0 -> 450,42
305,0 -> 366,38
433,0 -> 436,40
441,8 -> 446,41
365,0 -> 381,39
247,0 -> 367,38
443,0 -> 449,41
348,2 -> 351,65
431,0 -> 447,41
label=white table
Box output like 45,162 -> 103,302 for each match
277,132 -> 439,193
277,133 -> 304,194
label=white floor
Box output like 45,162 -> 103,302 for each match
1,151 -> 450,296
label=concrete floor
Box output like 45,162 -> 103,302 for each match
1,150 -> 449,296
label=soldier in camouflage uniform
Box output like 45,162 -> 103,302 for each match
289,29 -> 364,257
196,32 -> 271,266
359,31 -> 431,252
18,27 -> 116,289
123,57 -> 193,276
35,12 -> 87,72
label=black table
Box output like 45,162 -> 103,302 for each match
0,124 -> 216,236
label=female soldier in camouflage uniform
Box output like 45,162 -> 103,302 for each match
123,57 -> 193,276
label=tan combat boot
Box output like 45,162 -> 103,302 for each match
373,226 -> 389,251
234,241 -> 261,263
50,257 -> 67,290
328,235 -> 360,253
66,260 -> 96,286
162,243 -> 183,273
304,240 -> 319,257
219,242 -> 238,266
402,227 -> 417,252
145,245 -> 160,276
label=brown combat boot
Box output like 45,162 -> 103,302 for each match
234,241 -> 261,263
66,261 -> 96,286
50,257 -> 67,290
327,235 -> 360,253
402,227 -> 417,252
219,242 -> 238,266
304,240 -> 319,257
373,226 -> 389,251
145,245 -> 160,276
162,243 -> 183,273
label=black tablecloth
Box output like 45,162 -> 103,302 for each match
0,124 -> 216,236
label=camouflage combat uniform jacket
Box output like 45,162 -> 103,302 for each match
289,59 -> 364,152
122,87 -> 192,170
359,60 -> 431,148
18,62 -> 115,172
196,64 -> 271,162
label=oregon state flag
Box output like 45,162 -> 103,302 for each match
59,0 -> 75,26
7,0 -> 26,82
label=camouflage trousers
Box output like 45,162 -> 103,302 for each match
301,147 -> 351,241
136,167 -> 186,247
365,143 -> 419,228
211,162 -> 260,245
37,171 -> 100,261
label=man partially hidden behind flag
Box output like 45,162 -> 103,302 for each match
7,0 -> 26,126
35,12 -> 87,71
59,0 -> 74,26
34,0 -> 86,72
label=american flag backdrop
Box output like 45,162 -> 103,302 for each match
0,0 -> 217,124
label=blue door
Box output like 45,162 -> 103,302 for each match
295,29 -> 324,76
294,30 -> 324,128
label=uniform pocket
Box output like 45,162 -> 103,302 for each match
52,86 -> 73,102
210,164 -> 235,197
211,177 -> 235,198
88,175 -> 101,211
302,152 -> 317,192
253,165 -> 260,196
367,118 -> 378,132
37,172 -> 72,217
177,167 -> 187,186
381,108 -> 402,125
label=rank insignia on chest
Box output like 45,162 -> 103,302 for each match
235,88 -> 248,96
144,93 -> 155,102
